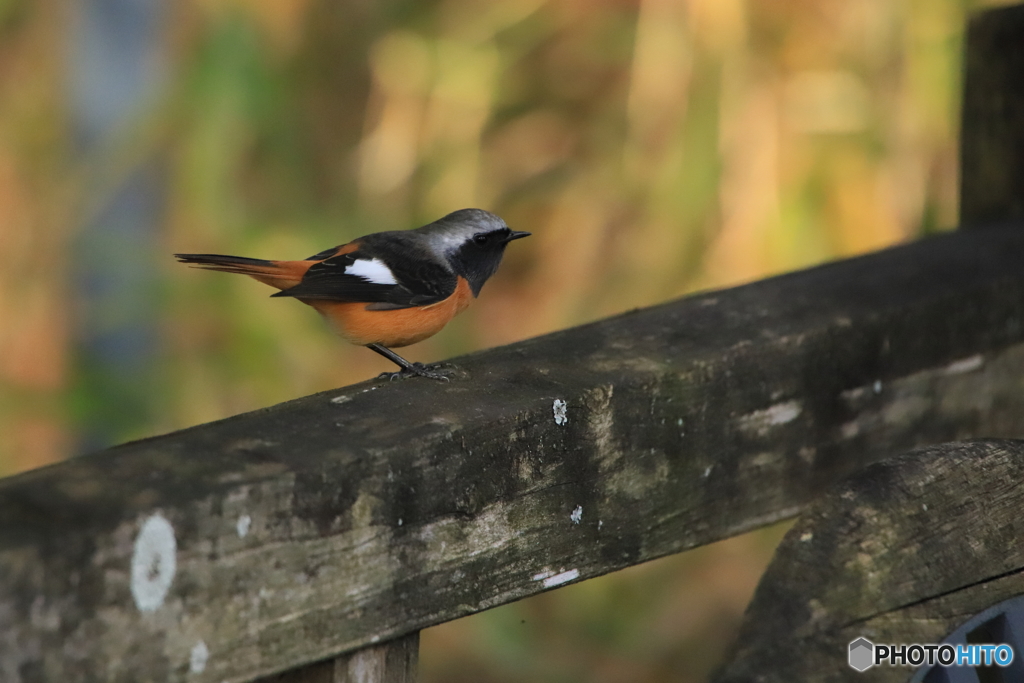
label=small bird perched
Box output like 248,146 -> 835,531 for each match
175,209 -> 529,380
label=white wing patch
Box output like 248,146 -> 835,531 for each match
344,258 -> 398,285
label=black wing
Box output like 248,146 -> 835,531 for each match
272,246 -> 457,309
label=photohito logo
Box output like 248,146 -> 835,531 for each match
848,637 -> 1014,671
848,638 -> 874,672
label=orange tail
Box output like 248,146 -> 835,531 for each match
174,253 -> 310,291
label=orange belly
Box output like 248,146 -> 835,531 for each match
307,277 -> 473,347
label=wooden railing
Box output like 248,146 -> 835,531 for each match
4,4 -> 1024,682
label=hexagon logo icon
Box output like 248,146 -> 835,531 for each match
849,637 -> 874,671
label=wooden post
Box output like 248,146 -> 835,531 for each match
960,4 -> 1024,227
258,633 -> 418,683
714,440 -> 1024,682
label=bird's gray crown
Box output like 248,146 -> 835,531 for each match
415,208 -> 509,257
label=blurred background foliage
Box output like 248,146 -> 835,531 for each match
0,0 -> 1012,680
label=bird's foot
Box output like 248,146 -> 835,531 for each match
378,362 -> 454,382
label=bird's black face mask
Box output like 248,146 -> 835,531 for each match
450,228 -> 529,295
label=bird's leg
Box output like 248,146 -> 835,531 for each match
366,343 -> 451,382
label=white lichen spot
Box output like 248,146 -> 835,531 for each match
944,355 -> 984,375
131,513 -> 177,612
543,569 -> 580,588
236,514 -> 251,539
922,504 -> 928,511
738,401 -> 802,435
552,399 -> 568,426
598,520 -> 603,530
800,532 -> 813,543
840,385 -> 868,403
703,465 -> 712,478
398,518 -> 403,527
873,380 -> 882,394
570,506 -> 583,524
334,387 -> 379,403
370,635 -> 381,643
189,640 -> 209,674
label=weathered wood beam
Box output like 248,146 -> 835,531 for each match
714,439 -> 1024,682
6,225 -> 1024,682
960,4 -> 1024,227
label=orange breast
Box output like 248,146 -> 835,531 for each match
308,277 -> 474,347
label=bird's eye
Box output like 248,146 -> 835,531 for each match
473,233 -> 489,245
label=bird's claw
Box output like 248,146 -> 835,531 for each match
377,362 -> 454,382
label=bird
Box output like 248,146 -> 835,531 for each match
175,208 -> 530,381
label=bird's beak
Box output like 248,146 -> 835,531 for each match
504,230 -> 531,243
